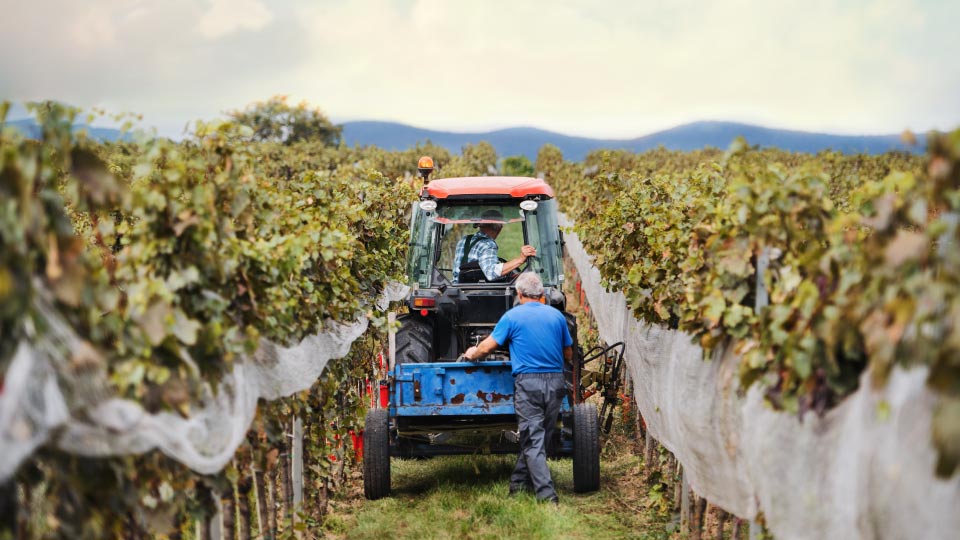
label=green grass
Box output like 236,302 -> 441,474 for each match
321,442 -> 671,540
496,222 -> 524,261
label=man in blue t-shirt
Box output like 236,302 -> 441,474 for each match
463,272 -> 573,504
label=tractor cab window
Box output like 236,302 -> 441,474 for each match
407,202 -> 435,288
529,199 -> 562,287
406,200 -> 562,288
433,205 -> 526,284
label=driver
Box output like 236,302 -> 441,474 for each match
453,209 -> 536,283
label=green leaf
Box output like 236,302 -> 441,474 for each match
171,309 -> 201,345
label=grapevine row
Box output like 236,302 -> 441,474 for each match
538,134 -> 959,477
0,101 -> 500,537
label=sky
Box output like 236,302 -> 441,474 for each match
1,0 -> 958,139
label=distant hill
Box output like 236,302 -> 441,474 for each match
5,117 -> 923,161
342,120 -> 924,162
5,118 -> 128,142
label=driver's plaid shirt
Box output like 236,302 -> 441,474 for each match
452,231 -> 501,282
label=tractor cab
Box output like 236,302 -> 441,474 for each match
408,178 -> 564,291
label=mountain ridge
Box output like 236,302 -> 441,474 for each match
5,117 -> 923,161
341,120 -> 923,161
5,118 -> 134,142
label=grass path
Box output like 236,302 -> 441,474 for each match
320,437 -> 672,540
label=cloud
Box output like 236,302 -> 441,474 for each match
0,0 -> 307,136
196,0 -> 274,39
0,0 -> 957,137
286,0 -> 959,135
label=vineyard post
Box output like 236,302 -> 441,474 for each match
749,247 -> 771,540
680,467 -> 690,532
672,457 -> 681,509
251,459 -> 268,539
291,416 -> 304,535
620,308 -> 632,390
279,435 -> 291,531
635,406 -> 644,448
211,494 -> 224,540
388,312 -> 397,371
266,470 -> 278,540
644,430 -> 655,471
754,247 -> 770,314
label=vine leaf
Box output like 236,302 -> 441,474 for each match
883,230 -> 928,267
138,301 -> 173,346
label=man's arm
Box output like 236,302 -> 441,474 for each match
563,346 -> 573,363
499,245 -> 537,276
463,335 -> 500,361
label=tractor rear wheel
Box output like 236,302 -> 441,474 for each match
396,314 -> 433,364
363,409 -> 390,500
572,403 -> 600,493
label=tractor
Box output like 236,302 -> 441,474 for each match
362,157 -> 603,499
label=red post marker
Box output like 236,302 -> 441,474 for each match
379,384 -> 389,408
351,430 -> 363,461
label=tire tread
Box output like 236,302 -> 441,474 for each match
573,403 -> 600,493
396,314 -> 432,364
363,409 -> 390,499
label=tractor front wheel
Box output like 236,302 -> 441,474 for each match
363,409 -> 390,500
572,403 -> 600,493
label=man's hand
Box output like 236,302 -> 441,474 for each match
463,336 -> 499,361
501,245 -> 537,276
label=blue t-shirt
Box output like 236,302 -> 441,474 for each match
491,302 -> 573,375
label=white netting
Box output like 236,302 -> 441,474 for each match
561,214 -> 960,540
0,283 -> 408,481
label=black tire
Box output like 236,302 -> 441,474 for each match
396,314 -> 433,364
572,403 -> 600,493
363,409 -> 390,500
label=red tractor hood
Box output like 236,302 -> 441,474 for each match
422,176 -> 555,199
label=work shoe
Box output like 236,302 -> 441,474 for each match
538,495 -> 560,506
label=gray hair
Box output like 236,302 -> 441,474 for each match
515,272 -> 544,298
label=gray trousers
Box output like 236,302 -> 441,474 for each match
511,372 -> 566,501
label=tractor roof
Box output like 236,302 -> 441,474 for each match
423,176 -> 555,200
